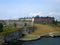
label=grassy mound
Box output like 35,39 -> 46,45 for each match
32,24 -> 60,35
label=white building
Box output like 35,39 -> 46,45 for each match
19,18 -> 34,26
0,18 -> 34,27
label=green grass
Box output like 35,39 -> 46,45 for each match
21,34 -> 38,39
0,26 -> 22,35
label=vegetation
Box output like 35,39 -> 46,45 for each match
31,24 -> 60,35
0,25 -> 22,35
0,23 -> 3,32
21,34 -> 38,39
21,24 -> 60,39
22,35 -> 35,39
0,21 -> 60,37
24,22 -> 27,26
14,23 -> 17,27
57,21 -> 60,27
52,20 -> 58,25
56,22 -> 60,33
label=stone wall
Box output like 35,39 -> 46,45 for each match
4,30 -> 22,42
0,26 -> 34,43
22,26 -> 34,34
0,36 -> 5,45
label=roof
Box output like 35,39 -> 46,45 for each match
34,16 -> 54,19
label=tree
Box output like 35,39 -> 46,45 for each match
24,22 -> 27,26
0,23 -> 3,32
14,23 -> 17,27
55,20 -> 58,25
52,20 -> 57,25
52,20 -> 55,24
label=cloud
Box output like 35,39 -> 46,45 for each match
48,12 -> 60,20
29,11 -> 60,21
49,12 -> 60,16
29,12 -> 48,17
30,11 -> 60,16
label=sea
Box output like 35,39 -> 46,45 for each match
8,37 -> 60,45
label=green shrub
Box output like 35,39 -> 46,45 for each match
0,23 -> 3,32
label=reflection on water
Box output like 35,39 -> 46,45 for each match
8,37 -> 60,45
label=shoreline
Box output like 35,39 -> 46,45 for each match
19,32 -> 60,41
0,32 -> 60,43
19,34 -> 41,41
19,36 -> 41,41
19,36 -> 60,42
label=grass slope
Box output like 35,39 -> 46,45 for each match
32,24 -> 60,35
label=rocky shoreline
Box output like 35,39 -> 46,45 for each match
0,32 -> 60,44
19,32 -> 60,41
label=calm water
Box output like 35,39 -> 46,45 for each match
8,37 -> 60,45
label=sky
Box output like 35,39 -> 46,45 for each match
0,0 -> 60,21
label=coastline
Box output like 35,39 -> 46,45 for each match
0,32 -> 60,43
19,34 -> 41,41
19,36 -> 41,41
19,32 -> 60,41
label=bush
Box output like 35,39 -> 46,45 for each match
14,23 -> 17,27
0,23 -> 3,32
52,20 -> 58,25
24,23 -> 27,26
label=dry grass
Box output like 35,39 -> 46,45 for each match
32,24 -> 59,35
21,24 -> 60,39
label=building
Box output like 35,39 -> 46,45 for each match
19,18 -> 34,26
0,17 -> 34,27
34,16 -> 54,24
5,20 -> 24,27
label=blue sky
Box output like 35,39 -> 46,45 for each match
0,0 -> 60,20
